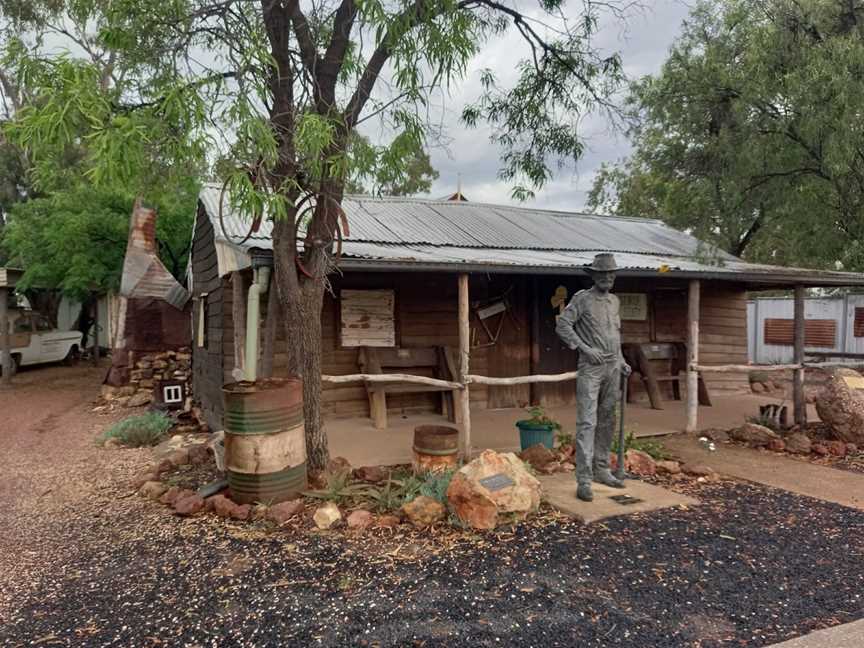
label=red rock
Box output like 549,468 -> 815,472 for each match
655,460 -> 681,475
518,443 -> 556,470
153,458 -> 174,474
557,444 -> 575,460
132,472 -> 160,490
609,453 -> 619,473
682,464 -> 716,477
537,461 -> 561,475
167,448 -> 190,466
446,450 -> 541,530
847,443 -> 859,455
266,499 -> 304,525
731,422 -> 779,447
827,440 -> 847,457
625,449 -> 656,476
815,369 -> 864,444
187,444 -> 210,465
784,432 -> 812,454
812,443 -> 829,456
751,382 -> 765,394
326,456 -> 352,476
375,514 -> 401,528
402,496 -> 445,527
353,466 -> 387,483
174,494 -> 205,516
347,510 -> 374,529
313,502 -> 342,529
207,494 -> 238,518
559,462 -> 576,472
159,486 -> 184,506
231,504 -> 252,521
768,438 -> 786,452
138,481 -> 168,500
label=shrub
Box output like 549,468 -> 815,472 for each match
611,430 -> 670,461
97,412 -> 173,447
418,469 -> 455,504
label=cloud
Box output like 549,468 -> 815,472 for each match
419,0 -> 691,211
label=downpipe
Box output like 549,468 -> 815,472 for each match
244,265 -> 271,382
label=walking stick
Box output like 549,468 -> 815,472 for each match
614,369 -> 628,480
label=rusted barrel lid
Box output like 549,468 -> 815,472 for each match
413,425 -> 459,456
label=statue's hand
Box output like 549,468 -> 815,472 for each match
581,347 -> 605,364
621,361 -> 632,377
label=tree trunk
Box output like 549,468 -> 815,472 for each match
272,217 -> 330,472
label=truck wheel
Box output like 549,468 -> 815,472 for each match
63,346 -> 80,367
1,354 -> 19,378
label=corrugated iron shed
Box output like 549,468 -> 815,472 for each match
196,184 -> 864,287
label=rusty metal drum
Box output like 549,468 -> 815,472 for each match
223,378 -> 307,504
412,425 -> 459,474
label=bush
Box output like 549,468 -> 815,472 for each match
97,412 -> 173,447
418,469 -> 455,504
611,430 -> 670,461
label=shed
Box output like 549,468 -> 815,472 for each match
190,185 -> 864,446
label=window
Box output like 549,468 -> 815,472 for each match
340,289 -> 396,348
34,315 -> 52,332
163,385 -> 183,404
14,317 -> 32,333
764,318 -> 837,347
854,308 -> 864,337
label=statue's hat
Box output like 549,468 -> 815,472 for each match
586,253 -> 618,272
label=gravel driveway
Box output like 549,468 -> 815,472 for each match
2,367 -> 863,647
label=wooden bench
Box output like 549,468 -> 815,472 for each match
622,342 -> 712,410
357,346 -> 461,429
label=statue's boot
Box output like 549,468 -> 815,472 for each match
576,483 -> 594,502
594,470 -> 625,489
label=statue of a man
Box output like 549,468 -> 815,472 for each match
555,253 -> 631,502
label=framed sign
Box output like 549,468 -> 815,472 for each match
618,293 -> 648,321
340,289 -> 396,348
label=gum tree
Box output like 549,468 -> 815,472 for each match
4,0 -> 626,470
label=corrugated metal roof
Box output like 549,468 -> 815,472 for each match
196,183 -> 864,286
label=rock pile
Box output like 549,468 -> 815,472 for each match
815,368 -> 864,445
101,348 -> 193,410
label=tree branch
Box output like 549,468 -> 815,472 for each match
318,0 -> 358,109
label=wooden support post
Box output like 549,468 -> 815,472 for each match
0,287 -> 10,386
92,293 -> 100,366
793,284 -> 806,426
457,273 -> 472,459
686,279 -> 700,432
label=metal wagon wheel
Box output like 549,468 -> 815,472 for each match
293,191 -> 350,279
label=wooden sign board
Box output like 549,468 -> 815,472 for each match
618,293 -> 648,321
340,289 -> 396,348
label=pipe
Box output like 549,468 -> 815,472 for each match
244,266 -> 271,382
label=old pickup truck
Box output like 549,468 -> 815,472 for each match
1,311 -> 83,376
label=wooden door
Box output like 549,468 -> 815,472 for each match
530,276 -> 587,406
484,276 -> 531,408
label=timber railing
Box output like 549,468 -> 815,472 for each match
321,370 -> 581,389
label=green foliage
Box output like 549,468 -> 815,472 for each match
588,0 -> 864,270
302,469 -> 371,504
345,133 -> 439,196
97,412 -> 173,447
0,180 -> 196,298
611,430 -> 670,461
520,405 -> 561,430
418,468 -> 455,504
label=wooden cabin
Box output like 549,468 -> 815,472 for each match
190,185 -> 864,432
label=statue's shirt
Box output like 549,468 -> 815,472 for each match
555,288 -> 621,361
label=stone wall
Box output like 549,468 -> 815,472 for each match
102,348 -> 193,409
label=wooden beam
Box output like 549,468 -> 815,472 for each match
694,363 -> 800,373
457,273 -> 472,459
466,371 -> 578,386
686,279 -> 700,432
793,284 -> 806,426
322,373 -> 463,390
0,287 -> 10,386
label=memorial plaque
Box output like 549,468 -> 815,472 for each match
609,494 -> 644,506
479,473 -> 516,491
843,375 -> 864,391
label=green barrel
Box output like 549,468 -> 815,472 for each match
223,378 -> 307,504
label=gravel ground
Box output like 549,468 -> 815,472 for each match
2,368 -> 864,647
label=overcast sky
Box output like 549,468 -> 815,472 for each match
413,1 -> 692,210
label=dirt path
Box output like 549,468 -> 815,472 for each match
663,434 -> 864,510
0,364 -> 149,617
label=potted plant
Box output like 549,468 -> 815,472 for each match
515,406 -> 561,450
